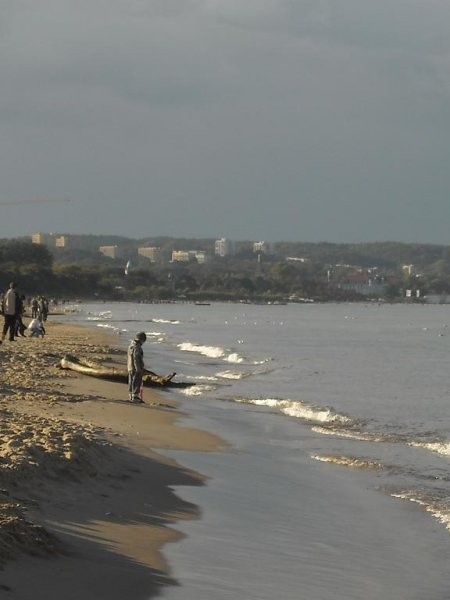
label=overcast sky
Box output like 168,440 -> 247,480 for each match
1,0 -> 450,243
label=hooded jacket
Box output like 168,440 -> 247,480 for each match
127,340 -> 145,373
2,288 -> 19,316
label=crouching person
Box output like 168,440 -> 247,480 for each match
127,331 -> 146,403
28,318 -> 46,338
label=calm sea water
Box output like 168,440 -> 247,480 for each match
65,301 -> 450,599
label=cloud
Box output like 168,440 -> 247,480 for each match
0,1 -> 450,242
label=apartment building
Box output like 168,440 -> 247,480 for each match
138,246 -> 162,262
99,245 -> 122,259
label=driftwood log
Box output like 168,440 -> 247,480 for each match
59,354 -> 187,387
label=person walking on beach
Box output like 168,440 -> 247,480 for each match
14,294 -> 27,337
127,331 -> 147,403
38,296 -> 49,322
1,282 -> 20,343
31,296 -> 39,318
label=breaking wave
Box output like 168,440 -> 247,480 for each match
178,342 -> 244,363
180,384 -> 218,396
234,397 -> 352,426
408,441 -> 450,457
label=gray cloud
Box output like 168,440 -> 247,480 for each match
0,1 -> 450,243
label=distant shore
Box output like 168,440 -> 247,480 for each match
0,320 -> 225,599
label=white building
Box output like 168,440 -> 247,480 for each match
138,246 -> 162,262
31,232 -> 54,246
253,241 -> 270,254
55,235 -> 69,248
99,245 -> 122,259
171,250 -> 207,263
215,238 -> 233,257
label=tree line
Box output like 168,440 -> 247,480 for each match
1,238 -> 450,302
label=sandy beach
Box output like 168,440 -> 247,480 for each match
0,321 -> 225,599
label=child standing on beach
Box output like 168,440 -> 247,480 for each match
127,331 -> 147,403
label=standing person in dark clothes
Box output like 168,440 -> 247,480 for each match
1,282 -> 20,343
127,331 -> 147,403
38,296 -> 49,322
31,296 -> 38,318
15,295 -> 27,337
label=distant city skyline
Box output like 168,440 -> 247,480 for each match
1,2 -> 450,244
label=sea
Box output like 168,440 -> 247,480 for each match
64,301 -> 450,600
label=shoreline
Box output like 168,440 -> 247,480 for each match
0,320 -> 226,599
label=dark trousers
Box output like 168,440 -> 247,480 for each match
15,316 -> 26,336
2,314 -> 16,341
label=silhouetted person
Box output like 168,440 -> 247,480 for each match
1,282 -> 20,343
127,331 -> 147,403
15,294 -> 27,337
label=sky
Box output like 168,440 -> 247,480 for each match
1,0 -> 450,244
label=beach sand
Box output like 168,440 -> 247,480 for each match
0,322 -> 225,599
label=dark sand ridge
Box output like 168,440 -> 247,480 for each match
0,322 -> 226,599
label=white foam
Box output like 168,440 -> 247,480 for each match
311,454 -> 382,470
391,491 -> 450,531
235,398 -> 351,425
87,311 -> 112,320
178,342 -> 226,358
180,384 -> 217,396
236,397 -> 280,408
408,441 -> 450,456
227,352 -> 244,363
152,318 -> 180,324
281,401 -> 350,424
311,426 -> 383,442
253,358 -> 273,365
178,342 -> 244,363
95,323 -> 127,336
217,370 -> 247,380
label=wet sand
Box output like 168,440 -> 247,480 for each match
0,321 -> 225,599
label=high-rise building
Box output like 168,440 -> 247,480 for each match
253,241 -> 270,254
215,238 -> 232,257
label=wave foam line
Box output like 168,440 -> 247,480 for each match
311,426 -> 385,442
408,441 -> 450,456
391,489 -> 450,531
180,384 -> 217,397
178,342 -> 244,363
216,370 -> 250,380
152,318 -> 180,324
87,311 -> 112,320
311,454 -> 383,470
235,398 -> 352,425
95,324 -> 127,335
